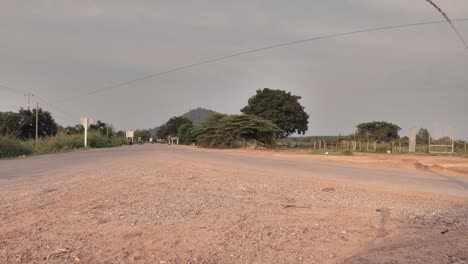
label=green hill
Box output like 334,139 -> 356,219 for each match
182,108 -> 218,125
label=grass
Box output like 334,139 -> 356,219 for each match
0,133 -> 127,158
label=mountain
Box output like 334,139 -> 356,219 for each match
148,126 -> 158,136
182,107 -> 218,125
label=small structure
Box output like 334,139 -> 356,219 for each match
171,137 -> 179,145
409,128 -> 417,153
80,117 -> 93,147
126,130 -> 134,145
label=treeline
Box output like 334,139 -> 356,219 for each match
0,108 -> 126,158
152,88 -> 310,148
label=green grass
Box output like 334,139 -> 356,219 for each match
0,136 -> 32,158
0,133 -> 127,158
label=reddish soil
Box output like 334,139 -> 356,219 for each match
0,145 -> 467,263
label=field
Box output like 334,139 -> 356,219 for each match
1,145 -> 467,263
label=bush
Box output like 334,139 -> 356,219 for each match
197,114 -> 280,148
1,133 -> 126,159
88,133 -> 112,148
111,136 -> 126,147
0,136 -> 32,158
24,134 -> 84,155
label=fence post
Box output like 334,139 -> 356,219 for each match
359,141 -> 362,152
314,140 -> 316,150
374,141 -> 377,152
366,141 -> 369,152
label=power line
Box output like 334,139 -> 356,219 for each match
54,18 -> 468,104
0,84 -> 26,95
0,83 -> 78,124
424,0 -> 468,49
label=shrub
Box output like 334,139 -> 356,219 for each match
197,114 -> 280,148
88,133 -> 112,148
0,136 -> 32,158
23,134 -> 84,155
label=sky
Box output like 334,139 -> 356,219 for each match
0,0 -> 467,139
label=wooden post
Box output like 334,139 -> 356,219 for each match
399,141 -> 402,153
35,102 -> 39,141
367,141 -> 369,152
374,141 -> 377,152
428,132 -> 431,153
314,140 -> 316,150
359,141 -> 362,152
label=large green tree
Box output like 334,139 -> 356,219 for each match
0,108 -> 58,139
197,114 -> 280,147
177,123 -> 198,144
157,116 -> 192,138
241,88 -> 309,138
356,121 -> 401,142
134,129 -> 151,141
416,128 -> 430,144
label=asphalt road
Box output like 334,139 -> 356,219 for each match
1,144 -> 467,198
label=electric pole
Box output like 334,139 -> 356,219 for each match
24,93 -> 34,110
35,102 -> 39,140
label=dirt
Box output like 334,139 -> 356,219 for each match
0,146 -> 467,263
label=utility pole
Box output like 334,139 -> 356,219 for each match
24,93 -> 34,110
35,102 -> 39,140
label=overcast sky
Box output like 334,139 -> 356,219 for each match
1,0 -> 467,138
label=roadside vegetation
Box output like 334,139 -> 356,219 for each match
153,88 -> 307,148
0,109 -> 126,158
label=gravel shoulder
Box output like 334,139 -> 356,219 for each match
0,145 -> 467,263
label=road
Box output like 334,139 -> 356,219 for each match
1,144 -> 467,197
1,145 -> 467,263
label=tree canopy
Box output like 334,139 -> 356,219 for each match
241,88 -> 309,138
177,122 -> 198,144
197,114 -> 280,147
356,121 -> 401,142
156,116 -> 193,139
416,128 -> 430,144
134,129 -> 151,141
0,108 -> 58,139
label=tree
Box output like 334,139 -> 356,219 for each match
156,116 -> 192,138
197,114 -> 280,147
156,124 -> 168,139
0,111 -> 21,135
177,123 -> 198,144
356,121 -> 401,142
64,125 -> 84,135
1,108 -> 58,139
196,113 -> 229,146
416,128 -> 430,144
241,88 -> 309,138
89,120 -> 115,137
134,129 -> 151,141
